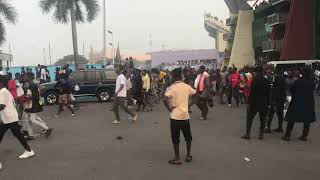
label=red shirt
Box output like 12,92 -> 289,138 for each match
230,73 -> 240,88
8,80 -> 17,100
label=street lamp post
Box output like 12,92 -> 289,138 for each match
108,30 -> 114,65
103,0 -> 107,66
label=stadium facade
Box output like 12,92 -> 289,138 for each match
205,0 -> 320,68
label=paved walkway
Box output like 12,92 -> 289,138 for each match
1,98 -> 320,180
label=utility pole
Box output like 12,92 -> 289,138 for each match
8,44 -> 12,66
108,30 -> 114,65
49,43 -> 52,65
83,43 -> 85,57
149,33 -> 152,50
103,0 -> 107,65
43,48 -> 46,65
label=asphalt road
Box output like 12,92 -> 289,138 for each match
0,98 -> 320,180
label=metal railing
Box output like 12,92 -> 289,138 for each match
271,0 -> 290,6
262,39 -> 283,52
267,13 -> 288,26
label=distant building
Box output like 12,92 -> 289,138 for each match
89,48 -> 114,64
149,49 -> 220,69
89,47 -> 150,65
0,51 -> 13,67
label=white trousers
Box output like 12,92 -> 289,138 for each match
22,113 -> 48,135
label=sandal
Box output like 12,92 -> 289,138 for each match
168,159 -> 182,165
185,156 -> 193,163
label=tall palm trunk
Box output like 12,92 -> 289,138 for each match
70,2 -> 79,71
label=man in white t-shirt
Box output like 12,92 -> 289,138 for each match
0,76 -> 35,160
40,66 -> 47,83
112,66 -> 137,124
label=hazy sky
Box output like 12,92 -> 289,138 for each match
4,0 -> 229,66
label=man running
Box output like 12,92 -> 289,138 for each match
112,66 -> 138,124
0,75 -> 35,160
163,68 -> 196,165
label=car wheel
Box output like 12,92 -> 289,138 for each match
97,88 -> 111,102
44,91 -> 58,105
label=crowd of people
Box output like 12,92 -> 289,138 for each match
113,63 -> 319,165
0,61 -> 319,169
0,63 -> 78,171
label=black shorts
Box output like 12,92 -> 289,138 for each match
170,119 -> 192,144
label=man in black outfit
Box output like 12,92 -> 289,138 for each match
265,68 -> 286,133
242,66 -> 271,140
282,68 -> 316,141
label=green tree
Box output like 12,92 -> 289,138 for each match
54,54 -> 89,66
39,0 -> 100,70
0,0 -> 17,45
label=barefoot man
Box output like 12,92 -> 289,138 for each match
163,68 -> 196,165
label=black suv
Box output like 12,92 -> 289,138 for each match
40,69 -> 117,105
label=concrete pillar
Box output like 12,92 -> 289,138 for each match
228,10 -> 255,68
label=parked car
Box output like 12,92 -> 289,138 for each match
40,69 -> 117,105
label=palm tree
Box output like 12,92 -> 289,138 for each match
39,0 -> 99,70
0,0 -> 17,45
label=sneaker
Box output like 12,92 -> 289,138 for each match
54,114 -> 59,118
258,133 -> 264,140
273,128 -> 284,133
112,120 -> 120,124
0,161 -> 2,170
19,150 -> 35,159
281,136 -> 290,141
241,134 -> 250,140
228,104 -> 231,107
132,114 -> 138,122
45,128 -> 53,138
40,129 -> 47,134
72,114 -> 75,116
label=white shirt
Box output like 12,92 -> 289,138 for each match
126,77 -> 132,91
17,84 -> 24,97
0,71 -> 4,75
115,74 -> 127,97
0,88 -> 19,124
41,68 -> 47,80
